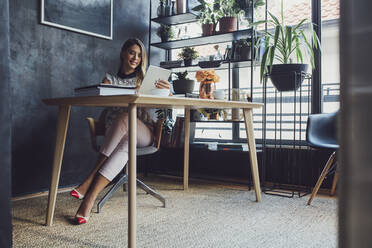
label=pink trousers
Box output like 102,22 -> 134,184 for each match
98,112 -> 153,181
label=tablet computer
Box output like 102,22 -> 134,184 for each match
138,65 -> 171,95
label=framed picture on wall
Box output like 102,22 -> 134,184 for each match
41,0 -> 113,40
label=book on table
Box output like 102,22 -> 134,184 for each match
74,83 -> 137,96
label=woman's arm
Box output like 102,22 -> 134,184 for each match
155,79 -> 172,96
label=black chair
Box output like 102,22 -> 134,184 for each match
86,110 -> 166,212
306,111 -> 339,205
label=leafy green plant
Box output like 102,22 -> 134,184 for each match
236,38 -> 252,48
254,0 -> 321,82
214,0 -> 242,18
192,0 -> 220,25
174,71 -> 190,80
177,47 -> 199,60
156,24 -> 175,40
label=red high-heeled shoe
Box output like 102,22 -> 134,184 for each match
70,189 -> 84,200
75,214 -> 89,225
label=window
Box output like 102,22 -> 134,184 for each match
321,0 -> 340,113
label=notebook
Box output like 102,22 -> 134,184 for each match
74,84 -> 136,96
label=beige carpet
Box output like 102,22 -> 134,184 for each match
12,176 -> 337,248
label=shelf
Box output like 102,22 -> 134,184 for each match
151,12 -> 198,25
151,28 -> 253,49
163,60 -> 261,72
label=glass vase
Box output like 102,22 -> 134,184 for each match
199,82 -> 216,99
157,2 -> 165,17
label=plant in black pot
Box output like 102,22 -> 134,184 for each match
157,24 -> 175,43
172,71 -> 195,94
255,0 -> 320,92
233,38 -> 252,61
178,47 -> 199,66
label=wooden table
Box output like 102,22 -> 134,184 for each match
43,95 -> 263,248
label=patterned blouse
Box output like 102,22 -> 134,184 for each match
104,72 -> 155,132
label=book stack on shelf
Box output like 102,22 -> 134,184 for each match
74,84 -> 137,96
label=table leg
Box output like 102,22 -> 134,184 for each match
128,103 -> 137,248
183,107 -> 190,190
46,105 -> 71,226
243,108 -> 262,202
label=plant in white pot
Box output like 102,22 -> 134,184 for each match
214,0 -> 242,33
192,0 -> 220,36
172,71 -> 195,94
256,0 -> 320,91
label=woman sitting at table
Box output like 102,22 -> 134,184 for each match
70,38 -> 170,224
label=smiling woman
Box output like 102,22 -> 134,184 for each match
41,0 -> 113,39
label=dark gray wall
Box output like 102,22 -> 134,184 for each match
339,0 -> 372,247
0,0 -> 12,246
9,0 -> 157,196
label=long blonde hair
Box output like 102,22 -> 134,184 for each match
118,38 -> 147,87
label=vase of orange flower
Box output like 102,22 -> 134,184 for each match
195,69 -> 220,99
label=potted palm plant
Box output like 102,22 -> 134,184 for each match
214,0 -> 242,33
178,47 -> 199,66
256,0 -> 320,91
192,0 -> 220,36
157,24 -> 175,43
172,71 -> 195,94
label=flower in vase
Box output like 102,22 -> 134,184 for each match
196,69 -> 219,99
195,69 -> 220,84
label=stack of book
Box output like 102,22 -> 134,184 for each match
74,84 -> 137,96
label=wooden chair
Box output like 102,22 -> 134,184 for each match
86,110 -> 166,213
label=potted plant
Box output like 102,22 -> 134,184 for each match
192,0 -> 220,36
214,0 -> 242,33
178,47 -> 199,66
256,0 -> 320,91
235,0 -> 265,21
172,71 -> 195,94
233,38 -> 252,61
157,24 -> 175,43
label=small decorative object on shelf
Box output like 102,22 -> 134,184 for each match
160,60 -> 182,68
198,108 -> 223,120
195,69 -> 220,99
157,24 -> 175,42
198,60 -> 222,68
171,1 -> 176,15
157,0 -> 166,17
178,47 -> 198,66
176,0 -> 185,14
165,0 -> 172,16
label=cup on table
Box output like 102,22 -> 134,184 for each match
214,89 -> 226,100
